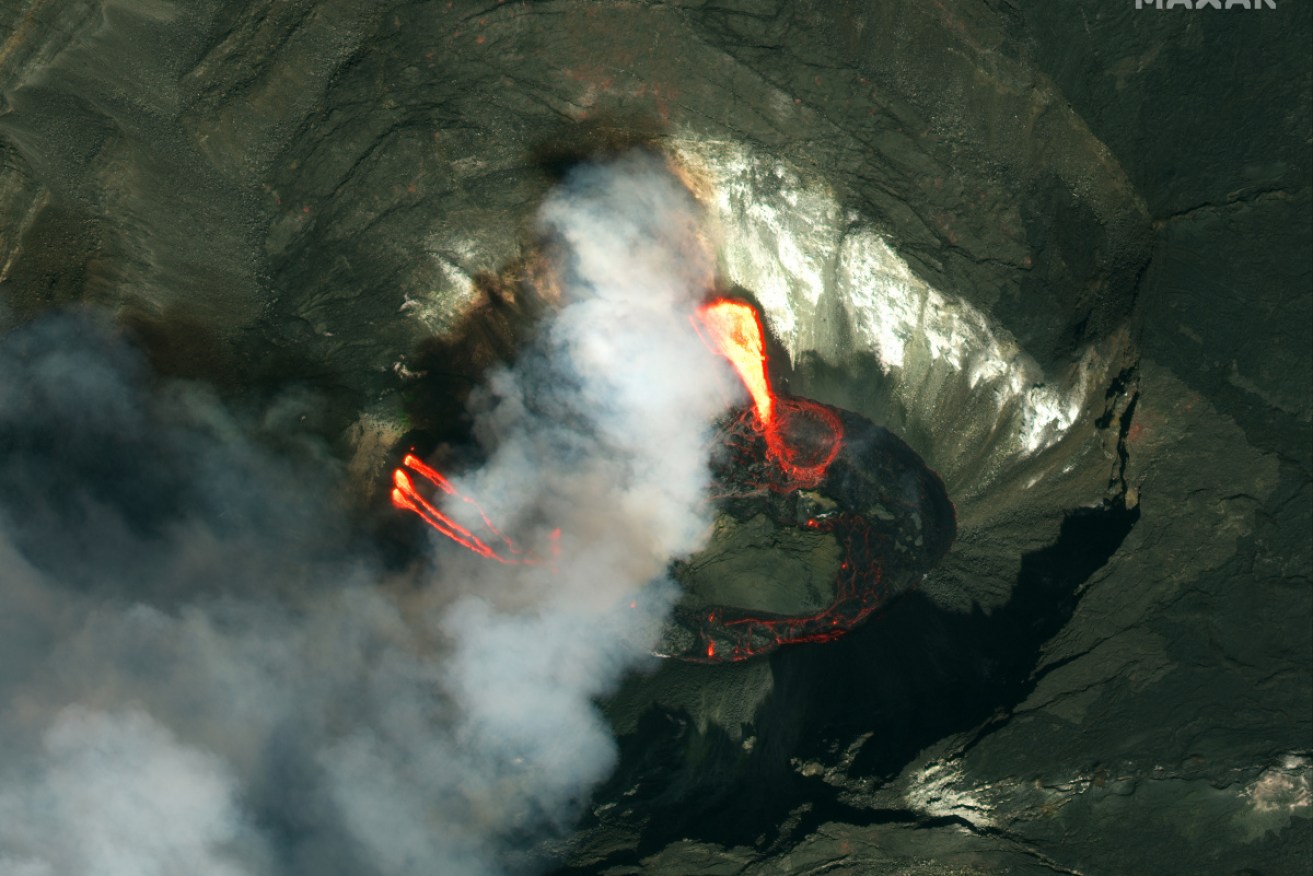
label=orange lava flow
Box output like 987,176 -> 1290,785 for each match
694,298 -> 843,488
394,298 -> 840,567
391,453 -> 539,565
693,299 -> 773,425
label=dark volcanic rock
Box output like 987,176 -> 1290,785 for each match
662,399 -> 955,663
0,1 -> 1308,874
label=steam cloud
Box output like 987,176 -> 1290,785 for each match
0,153 -> 731,874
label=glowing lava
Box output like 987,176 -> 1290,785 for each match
662,298 -> 954,664
391,453 -> 545,564
694,298 -> 842,488
693,299 -> 773,424
387,297 -> 945,667
394,298 -> 841,564
664,402 -> 957,664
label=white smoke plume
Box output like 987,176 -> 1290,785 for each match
0,153 -> 732,875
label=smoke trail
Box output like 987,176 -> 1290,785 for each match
0,153 -> 729,874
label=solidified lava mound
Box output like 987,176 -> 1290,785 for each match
660,396 -> 956,663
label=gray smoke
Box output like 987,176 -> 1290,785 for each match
0,154 -> 734,875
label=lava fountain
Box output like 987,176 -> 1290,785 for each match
663,297 -> 956,662
692,298 -> 843,489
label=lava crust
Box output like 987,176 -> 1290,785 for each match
660,397 -> 956,663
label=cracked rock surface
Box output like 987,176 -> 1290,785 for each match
1,1 -> 1308,874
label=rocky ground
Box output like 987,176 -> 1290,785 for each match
1,1 -> 1308,874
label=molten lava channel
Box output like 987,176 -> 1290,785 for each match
391,453 -> 547,565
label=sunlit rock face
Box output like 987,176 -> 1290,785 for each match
0,2 -> 1148,484
1,1 -> 1307,875
677,139 -> 1135,497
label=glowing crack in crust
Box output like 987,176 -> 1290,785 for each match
657,397 -> 955,663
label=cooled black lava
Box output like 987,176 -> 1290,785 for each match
659,397 -> 956,663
